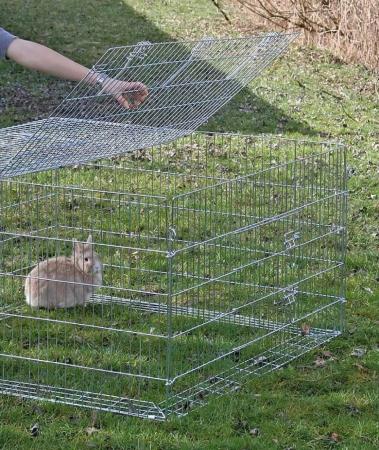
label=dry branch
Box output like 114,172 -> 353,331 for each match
230,0 -> 379,71
210,0 -> 232,23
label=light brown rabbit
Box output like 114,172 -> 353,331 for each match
25,235 -> 103,309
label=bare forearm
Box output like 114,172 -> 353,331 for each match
6,38 -> 91,82
5,37 -> 148,109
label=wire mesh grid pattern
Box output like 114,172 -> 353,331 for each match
0,132 -> 347,419
0,32 -> 298,178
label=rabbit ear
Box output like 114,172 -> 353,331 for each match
87,234 -> 93,244
72,238 -> 83,255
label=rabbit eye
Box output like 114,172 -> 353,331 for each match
84,257 -> 89,262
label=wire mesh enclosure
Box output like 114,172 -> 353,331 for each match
0,132 -> 347,420
0,33 -> 346,419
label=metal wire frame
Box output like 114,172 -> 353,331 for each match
0,133 -> 347,419
0,32 -> 298,178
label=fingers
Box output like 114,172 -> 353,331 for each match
110,81 -> 149,109
127,82 -> 149,104
138,89 -> 148,103
140,84 -> 149,101
115,94 -> 130,109
115,94 -> 141,110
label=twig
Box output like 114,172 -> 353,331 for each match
210,0 -> 232,23
295,78 -> 306,88
320,89 -> 344,101
339,102 -> 358,122
295,78 -> 358,122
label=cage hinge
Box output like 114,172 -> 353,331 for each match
284,231 -> 301,250
331,224 -> 344,234
274,287 -> 298,307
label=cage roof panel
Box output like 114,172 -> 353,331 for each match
0,32 -> 298,179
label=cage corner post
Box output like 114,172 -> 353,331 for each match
164,225 -> 177,417
339,143 -> 348,335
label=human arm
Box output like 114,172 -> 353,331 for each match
7,38 -> 90,82
6,37 -> 148,108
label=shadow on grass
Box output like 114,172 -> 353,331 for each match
1,0 -> 315,136
203,89 -> 317,135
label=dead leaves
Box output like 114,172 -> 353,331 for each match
351,347 -> 366,358
30,422 -> 40,437
208,143 -> 228,157
363,287 -> 374,295
314,350 -> 336,369
316,431 -> 343,446
346,404 -> 360,416
314,355 -> 327,368
131,149 -> 152,162
233,418 -> 260,439
85,410 -> 100,436
328,431 -> 341,443
249,427 -> 260,437
354,363 -> 369,374
300,323 -> 311,336
85,426 -> 99,436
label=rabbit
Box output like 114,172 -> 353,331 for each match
25,235 -> 103,309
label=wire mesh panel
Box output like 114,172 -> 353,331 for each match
0,133 -> 346,419
0,33 -> 298,178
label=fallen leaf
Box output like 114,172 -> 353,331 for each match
351,348 -> 366,357
239,105 -> 255,113
252,356 -> 269,367
314,356 -> 326,368
346,404 -> 360,415
69,414 -> 80,424
301,323 -> 311,336
233,418 -> 249,433
30,423 -> 40,437
85,427 -> 99,436
249,428 -> 260,437
74,335 -> 85,344
231,350 -> 241,362
31,405 -> 44,415
90,410 -> 99,428
329,432 -> 341,442
322,350 -> 334,359
353,363 -> 369,373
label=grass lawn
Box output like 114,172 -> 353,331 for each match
0,1 -> 378,449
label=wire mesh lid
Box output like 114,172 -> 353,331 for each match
0,32 -> 298,179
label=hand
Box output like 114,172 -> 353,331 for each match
6,39 -> 149,109
102,79 -> 148,109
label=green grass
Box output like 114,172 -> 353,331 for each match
0,0 -> 378,449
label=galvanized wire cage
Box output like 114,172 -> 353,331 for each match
0,133 -> 347,419
0,33 -> 346,420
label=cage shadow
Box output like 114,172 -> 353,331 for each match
203,89 -> 317,135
